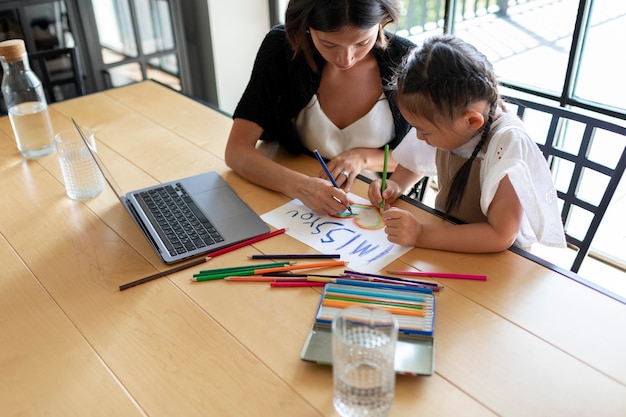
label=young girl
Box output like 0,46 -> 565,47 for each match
225,0 -> 415,215
368,35 -> 566,252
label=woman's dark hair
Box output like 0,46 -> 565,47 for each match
285,0 -> 402,71
394,34 -> 504,214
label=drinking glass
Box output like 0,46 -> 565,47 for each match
332,306 -> 398,417
54,128 -> 104,200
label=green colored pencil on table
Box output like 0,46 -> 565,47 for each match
191,261 -> 292,282
196,261 -> 292,275
380,144 -> 389,210
192,270 -> 256,281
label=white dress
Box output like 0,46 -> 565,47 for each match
295,93 -> 413,158
393,112 -> 566,248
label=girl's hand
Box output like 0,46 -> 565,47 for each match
368,179 -> 403,210
382,207 -> 422,246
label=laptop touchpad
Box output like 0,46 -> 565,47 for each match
193,188 -> 249,221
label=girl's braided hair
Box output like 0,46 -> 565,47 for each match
393,34 -> 504,214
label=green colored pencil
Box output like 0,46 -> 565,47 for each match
192,270 -> 256,281
196,261 -> 291,275
191,261 -> 293,282
381,144 -> 389,210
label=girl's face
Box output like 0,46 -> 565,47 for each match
400,101 -> 488,150
309,25 -> 379,71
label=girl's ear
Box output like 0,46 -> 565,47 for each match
464,110 -> 485,131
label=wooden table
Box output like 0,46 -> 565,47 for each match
1,81 -> 625,416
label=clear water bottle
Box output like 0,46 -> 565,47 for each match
0,39 -> 55,159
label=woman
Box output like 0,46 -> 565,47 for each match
224,0 -> 415,214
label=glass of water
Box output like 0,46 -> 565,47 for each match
332,306 -> 398,417
54,127 -> 104,200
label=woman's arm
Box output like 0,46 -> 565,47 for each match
225,118 -> 351,214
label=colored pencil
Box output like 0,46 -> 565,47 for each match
343,270 -> 441,291
204,228 -> 286,259
270,281 -> 326,287
118,228 -> 286,291
248,254 -> 340,260
340,273 -> 440,292
225,276 -> 310,282
192,263 -> 293,282
323,284 -> 427,302
313,149 -> 352,214
380,143 -> 389,210
307,276 -> 433,294
195,261 -> 292,275
192,270 -> 254,281
254,260 -> 346,275
388,270 -> 487,281
322,299 -> 425,317
119,257 -> 208,291
259,273 -> 340,278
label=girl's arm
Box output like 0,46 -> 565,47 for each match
225,118 -> 351,214
383,175 -> 523,252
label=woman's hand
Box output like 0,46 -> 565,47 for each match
320,147 -> 397,192
297,176 -> 353,215
320,150 -> 365,192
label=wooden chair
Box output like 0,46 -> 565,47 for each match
28,46 -> 85,104
504,95 -> 626,273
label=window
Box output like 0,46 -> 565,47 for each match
90,0 -> 188,91
573,1 -> 626,112
273,0 -> 626,296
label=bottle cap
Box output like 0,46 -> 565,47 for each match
0,39 -> 27,63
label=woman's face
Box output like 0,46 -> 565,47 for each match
309,25 -> 379,71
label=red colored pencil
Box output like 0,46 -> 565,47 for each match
205,228 -> 287,260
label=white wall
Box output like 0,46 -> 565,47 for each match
206,0 -> 270,114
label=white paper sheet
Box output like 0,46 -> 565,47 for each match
261,195 -> 412,273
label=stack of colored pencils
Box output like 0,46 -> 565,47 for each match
190,260 -> 346,282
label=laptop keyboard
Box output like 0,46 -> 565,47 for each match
134,183 -> 225,256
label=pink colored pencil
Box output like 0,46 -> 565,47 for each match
387,270 -> 487,281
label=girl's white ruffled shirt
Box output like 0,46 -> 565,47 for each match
393,111 -> 566,249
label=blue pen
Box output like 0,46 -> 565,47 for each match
313,149 -> 353,214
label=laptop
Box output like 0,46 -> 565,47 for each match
72,119 -> 270,264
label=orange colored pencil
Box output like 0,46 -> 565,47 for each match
225,276 -> 309,282
322,299 -> 425,317
254,260 -> 346,275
